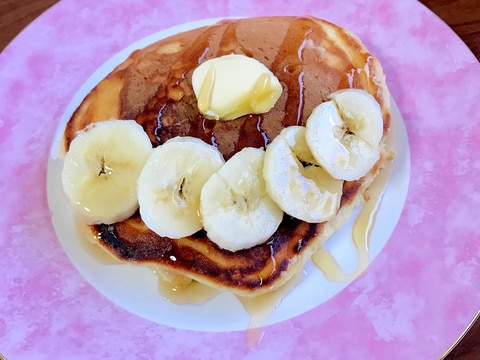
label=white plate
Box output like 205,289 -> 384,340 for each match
47,18 -> 410,332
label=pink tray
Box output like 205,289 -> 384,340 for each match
0,0 -> 479,358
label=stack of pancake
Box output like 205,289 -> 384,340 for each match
63,16 -> 391,297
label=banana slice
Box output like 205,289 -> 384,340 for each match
263,126 -> 343,223
138,137 -> 225,239
305,88 -> 384,181
200,147 -> 283,252
61,120 -> 153,225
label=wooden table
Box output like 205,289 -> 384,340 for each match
0,0 -> 478,359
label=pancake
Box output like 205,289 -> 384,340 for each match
63,16 -> 392,298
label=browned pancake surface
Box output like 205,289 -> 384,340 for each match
64,16 -> 391,297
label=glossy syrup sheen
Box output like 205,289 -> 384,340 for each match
63,16 -> 390,296
121,16 -> 385,160
312,157 -> 394,282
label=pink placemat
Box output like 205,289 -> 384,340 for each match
1,0 -> 479,359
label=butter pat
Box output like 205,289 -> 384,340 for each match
192,54 -> 282,120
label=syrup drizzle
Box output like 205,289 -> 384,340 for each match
296,71 -> 305,125
294,28 -> 311,125
238,271 -> 305,348
312,158 -> 394,282
152,267 -> 219,304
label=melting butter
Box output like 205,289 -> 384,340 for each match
192,54 -> 282,120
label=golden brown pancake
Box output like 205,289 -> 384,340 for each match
63,16 -> 391,297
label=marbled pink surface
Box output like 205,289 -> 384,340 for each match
1,0 -> 479,358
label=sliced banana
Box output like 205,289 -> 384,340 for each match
263,126 -> 343,223
61,120 -> 153,225
138,137 -> 225,239
305,88 -> 384,181
200,147 -> 283,252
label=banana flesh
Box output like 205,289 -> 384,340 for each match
200,147 -> 283,252
137,137 -> 225,239
61,120 -> 153,225
263,126 -> 344,223
305,89 -> 383,181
